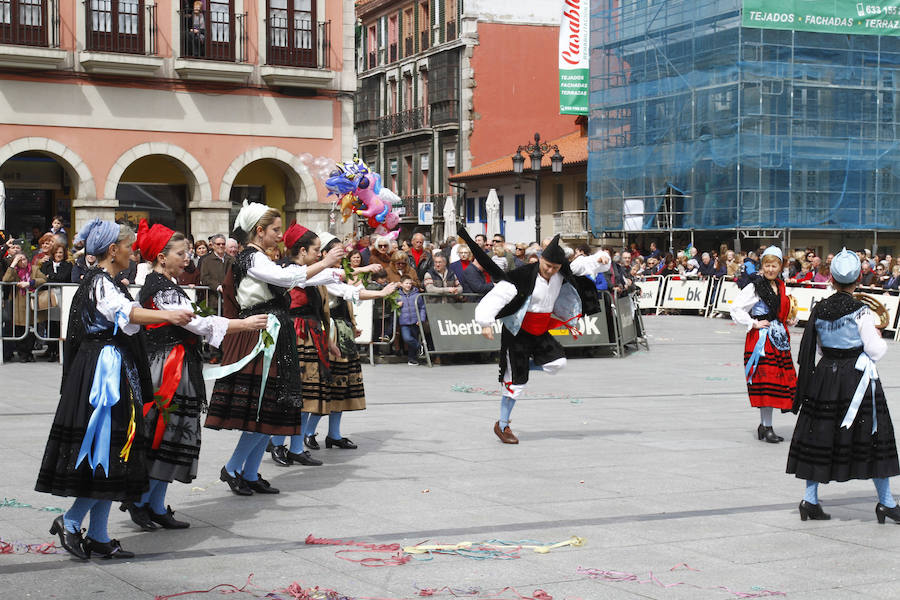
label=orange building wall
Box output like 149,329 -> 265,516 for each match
468,23 -> 576,167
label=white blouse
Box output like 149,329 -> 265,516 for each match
730,283 -> 766,332
94,274 -> 140,336
237,252 -> 342,308
153,287 -> 230,349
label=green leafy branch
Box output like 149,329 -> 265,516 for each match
384,290 -> 401,313
191,300 -> 216,317
152,393 -> 179,424
261,329 -> 275,348
342,257 -> 370,287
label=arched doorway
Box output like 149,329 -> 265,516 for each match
115,155 -> 195,233
0,152 -> 72,243
228,159 -> 304,228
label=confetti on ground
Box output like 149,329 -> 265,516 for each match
155,574 -> 576,600
577,566 -> 785,598
303,535 -> 584,567
0,539 -> 61,555
0,498 -> 64,513
705,376 -> 729,381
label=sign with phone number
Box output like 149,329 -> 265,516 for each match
743,0 -> 900,36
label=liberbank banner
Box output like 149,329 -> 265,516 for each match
559,0 -> 589,115
425,302 -> 612,354
743,0 -> 900,35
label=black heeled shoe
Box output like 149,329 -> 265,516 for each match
149,506 -> 190,529
242,473 -> 280,494
799,500 -> 831,521
119,502 -> 159,531
757,425 -> 781,443
304,434 -> 320,450
49,515 -> 88,560
269,444 -> 293,466
83,537 -> 135,559
220,466 -> 253,496
325,436 -> 357,449
876,502 -> 900,524
287,449 -> 323,466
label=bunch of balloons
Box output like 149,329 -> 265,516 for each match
322,158 -> 400,238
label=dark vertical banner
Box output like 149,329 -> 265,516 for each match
559,0 -> 589,115
743,0 -> 900,35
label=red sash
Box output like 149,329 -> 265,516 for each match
144,344 -> 185,450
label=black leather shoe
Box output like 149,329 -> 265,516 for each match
799,500 -> 831,521
757,425 -> 781,443
770,427 -> 785,442
149,506 -> 190,529
325,436 -> 357,449
304,434 -> 320,450
242,473 -> 280,494
269,444 -> 293,466
220,466 -> 253,496
287,450 -> 323,466
876,502 -> 900,524
83,537 -> 135,559
49,515 -> 88,560
119,502 -> 159,531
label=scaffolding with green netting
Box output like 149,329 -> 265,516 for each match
588,0 -> 900,238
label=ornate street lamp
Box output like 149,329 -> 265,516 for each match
511,133 -> 564,241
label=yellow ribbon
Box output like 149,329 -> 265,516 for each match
119,401 -> 136,462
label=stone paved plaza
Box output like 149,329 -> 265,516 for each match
2,315 -> 900,599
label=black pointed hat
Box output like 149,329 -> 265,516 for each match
542,234 -> 566,265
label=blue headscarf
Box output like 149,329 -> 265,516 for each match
76,219 -> 120,256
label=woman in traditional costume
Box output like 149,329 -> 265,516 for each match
787,248 -> 900,523
730,246 -> 797,443
268,226 -> 395,464
36,220 -> 194,560
119,220 -> 267,530
204,202 -> 343,496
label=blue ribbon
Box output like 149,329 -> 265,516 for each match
842,353 -> 879,434
203,314 -> 281,421
745,327 -> 768,385
76,345 -> 122,476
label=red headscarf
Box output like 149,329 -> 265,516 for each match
283,222 -> 310,251
133,219 -> 175,261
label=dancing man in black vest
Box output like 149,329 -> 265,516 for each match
461,231 -> 609,443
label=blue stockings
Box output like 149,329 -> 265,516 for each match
271,413 -> 309,450
804,478 -> 896,508
499,396 -> 516,430
874,477 -> 897,508
225,432 -> 271,482
136,479 -> 170,514
64,498 -> 112,542
327,412 -> 343,439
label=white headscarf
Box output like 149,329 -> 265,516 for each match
233,200 -> 270,233
317,231 -> 338,250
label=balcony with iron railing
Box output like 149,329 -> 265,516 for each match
397,194 -> 446,220
355,119 -> 380,142
430,99 -> 458,127
553,210 -> 589,238
80,1 -> 163,75
378,106 -> 429,137
261,18 -> 333,88
0,0 -> 66,69
175,8 -> 252,82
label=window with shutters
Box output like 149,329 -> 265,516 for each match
445,0 -> 456,41
86,0 -> 144,54
1,0 -> 48,47
403,7 -> 413,57
388,14 -> 398,62
418,1 -> 429,51
266,0 -> 318,68
428,50 -> 459,125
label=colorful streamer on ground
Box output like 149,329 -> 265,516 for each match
0,539 -> 61,555
303,535 -> 583,567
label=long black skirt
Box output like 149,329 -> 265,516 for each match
144,345 -> 204,484
787,355 -> 900,483
205,311 -> 304,435
35,340 -> 149,501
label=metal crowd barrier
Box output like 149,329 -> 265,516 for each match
635,273 -> 900,340
410,290 -> 638,367
1,281 -> 217,366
